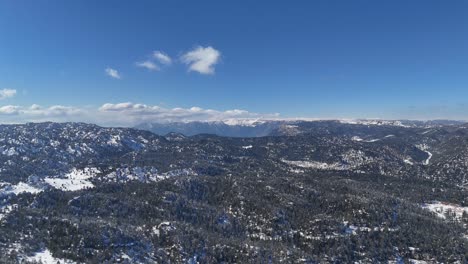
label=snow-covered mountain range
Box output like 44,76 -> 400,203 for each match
135,119 -> 466,137
0,121 -> 467,263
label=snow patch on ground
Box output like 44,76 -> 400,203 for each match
1,182 -> 42,195
223,118 -> 266,127
340,119 -> 410,127
283,149 -> 372,171
421,129 -> 432,135
104,167 -> 196,183
26,249 -> 76,264
152,226 -> 160,236
351,136 -> 363,142
423,151 -> 432,165
2,147 -> 18,156
45,177 -> 93,191
242,145 -> 253,149
282,159 -> 346,170
289,168 -> 305,174
0,204 -> 17,221
408,259 -> 429,264
422,201 -> 468,220
44,167 -> 100,191
107,135 -> 121,146
416,144 -> 432,165
341,149 -> 372,167
351,136 -> 380,143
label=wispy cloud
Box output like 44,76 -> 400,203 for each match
135,51 -> 172,72
181,46 -> 221,74
105,68 -> 121,79
0,89 -> 17,99
0,105 -> 20,115
153,51 -> 172,65
135,61 -> 159,71
98,102 -> 275,125
134,47 -> 222,75
0,104 -> 85,124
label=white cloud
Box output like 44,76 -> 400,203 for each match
105,68 -> 121,79
29,105 -> 83,116
0,105 -> 20,115
0,102 -> 278,126
0,105 -> 83,118
135,61 -> 159,71
136,51 -> 171,72
181,46 -> 221,74
30,104 -> 42,110
0,89 -> 17,99
99,102 -> 140,111
153,51 -> 172,65
97,102 -> 278,125
0,104 -> 87,125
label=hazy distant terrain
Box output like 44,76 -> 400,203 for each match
135,120 -> 285,137
135,119 -> 466,137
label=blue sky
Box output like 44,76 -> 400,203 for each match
0,0 -> 467,125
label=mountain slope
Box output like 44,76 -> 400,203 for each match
0,122 -> 467,263
135,120 -> 288,137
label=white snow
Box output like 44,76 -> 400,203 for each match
423,151 -> 432,165
158,221 -> 172,228
404,159 -> 414,165
340,119 -> 410,127
409,260 -> 428,264
1,182 -> 42,195
152,226 -> 160,236
282,159 -> 346,170
26,249 -> 76,264
351,136 -> 380,143
158,221 -> 176,232
50,140 -> 60,147
0,204 -> 17,221
107,135 -> 121,146
422,201 -> 468,220
104,167 -> 195,183
222,118 -> 266,127
242,145 -> 253,149
283,149 -> 372,171
45,178 -> 94,191
45,167 -> 100,191
423,150 -> 432,165
416,144 -> 432,165
2,147 -> 18,156
289,168 -> 305,174
119,253 -> 131,261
